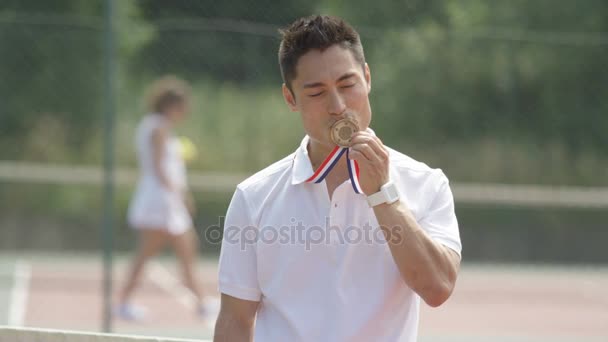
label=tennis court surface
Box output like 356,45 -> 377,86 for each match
1,252 -> 606,341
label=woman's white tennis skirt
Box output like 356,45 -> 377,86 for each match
127,185 -> 192,236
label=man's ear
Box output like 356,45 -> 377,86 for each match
282,83 -> 298,112
364,63 -> 371,93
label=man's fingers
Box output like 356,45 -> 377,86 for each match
349,134 -> 388,164
346,148 -> 367,163
349,143 -> 379,164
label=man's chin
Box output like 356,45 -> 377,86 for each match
308,136 -> 334,148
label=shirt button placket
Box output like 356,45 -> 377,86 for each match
329,187 -> 343,246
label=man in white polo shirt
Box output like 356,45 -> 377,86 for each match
214,15 -> 462,342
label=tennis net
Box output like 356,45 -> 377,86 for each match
0,326 -> 210,342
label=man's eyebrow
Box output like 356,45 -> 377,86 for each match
337,72 -> 356,82
302,73 -> 357,89
303,82 -> 324,89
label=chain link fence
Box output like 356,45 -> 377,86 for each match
1,0 -> 608,261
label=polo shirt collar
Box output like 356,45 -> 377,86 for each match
291,129 -> 378,186
291,135 -> 315,185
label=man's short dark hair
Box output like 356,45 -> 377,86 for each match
278,15 -> 366,93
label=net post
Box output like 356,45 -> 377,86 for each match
101,0 -> 116,333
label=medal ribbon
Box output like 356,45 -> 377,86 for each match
305,146 -> 363,194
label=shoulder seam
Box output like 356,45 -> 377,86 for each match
237,153 -> 295,190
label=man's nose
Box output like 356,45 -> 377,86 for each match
327,90 -> 346,115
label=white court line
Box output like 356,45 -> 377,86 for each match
8,260 -> 31,326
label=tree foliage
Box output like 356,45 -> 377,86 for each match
0,0 -> 104,159
1,0 -> 606,163
327,0 -> 608,153
132,0 -> 321,83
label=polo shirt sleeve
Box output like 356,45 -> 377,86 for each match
418,172 -> 462,256
218,187 -> 262,301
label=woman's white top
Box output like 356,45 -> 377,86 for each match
127,113 -> 192,235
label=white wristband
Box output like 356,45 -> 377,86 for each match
366,181 -> 400,207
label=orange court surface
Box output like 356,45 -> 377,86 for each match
1,252 -> 606,341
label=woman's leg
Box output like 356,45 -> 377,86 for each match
171,228 -> 204,305
119,229 -> 169,304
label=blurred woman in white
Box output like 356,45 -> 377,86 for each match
117,75 -> 207,320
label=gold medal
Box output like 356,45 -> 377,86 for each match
330,118 -> 359,147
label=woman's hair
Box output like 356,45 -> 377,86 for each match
145,75 -> 191,114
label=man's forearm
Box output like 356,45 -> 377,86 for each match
373,200 -> 459,307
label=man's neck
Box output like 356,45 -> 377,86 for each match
308,140 -> 350,193
307,139 -> 335,170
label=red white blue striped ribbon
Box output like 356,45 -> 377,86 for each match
306,146 -> 363,194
